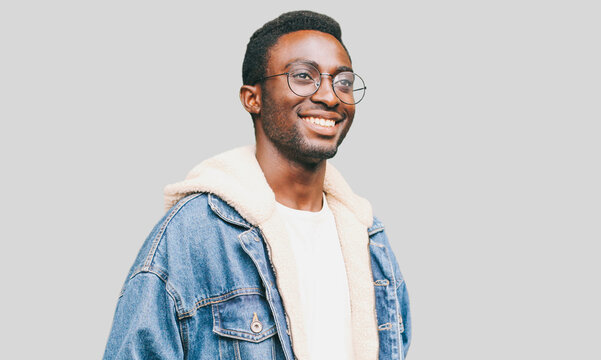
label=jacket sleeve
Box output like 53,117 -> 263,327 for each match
397,274 -> 412,358
103,271 -> 184,359
379,226 -> 412,358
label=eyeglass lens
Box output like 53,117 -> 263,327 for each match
287,64 -> 365,105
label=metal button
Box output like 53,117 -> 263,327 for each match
250,312 -> 263,333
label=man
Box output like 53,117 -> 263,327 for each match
104,10 -> 411,360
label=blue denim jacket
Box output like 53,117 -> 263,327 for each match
104,147 -> 411,360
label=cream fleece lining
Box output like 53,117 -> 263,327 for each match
164,145 -> 378,360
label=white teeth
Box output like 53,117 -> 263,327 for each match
303,117 -> 336,128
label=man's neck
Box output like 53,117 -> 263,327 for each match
255,142 -> 326,212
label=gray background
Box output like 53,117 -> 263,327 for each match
1,1 -> 599,359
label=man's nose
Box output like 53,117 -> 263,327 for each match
310,74 -> 339,108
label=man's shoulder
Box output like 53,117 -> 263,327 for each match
162,192 -> 211,227
153,193 -> 253,250
120,192 -> 260,318
124,193 -> 210,272
128,193 -> 250,272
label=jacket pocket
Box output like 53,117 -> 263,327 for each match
212,293 -> 277,359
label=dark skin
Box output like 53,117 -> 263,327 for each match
240,30 -> 355,212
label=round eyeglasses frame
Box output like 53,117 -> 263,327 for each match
260,65 -> 367,105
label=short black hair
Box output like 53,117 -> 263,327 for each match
242,10 -> 349,86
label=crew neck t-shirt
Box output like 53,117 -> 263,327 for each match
275,195 -> 354,360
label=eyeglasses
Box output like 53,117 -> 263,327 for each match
261,63 -> 366,105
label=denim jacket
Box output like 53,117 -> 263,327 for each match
104,146 -> 411,359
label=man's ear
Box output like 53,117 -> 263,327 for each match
240,85 -> 261,116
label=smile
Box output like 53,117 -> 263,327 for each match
300,116 -> 336,128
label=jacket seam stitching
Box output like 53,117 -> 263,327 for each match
396,279 -> 405,290
143,193 -> 203,268
369,240 -> 385,248
129,268 -> 182,307
208,194 -> 252,229
126,270 -> 187,351
214,326 -> 278,342
179,315 -> 189,359
178,287 -> 264,320
130,267 -> 189,318
238,227 -> 292,348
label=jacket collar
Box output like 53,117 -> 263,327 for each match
164,145 -> 373,228
206,193 -> 252,229
164,145 -> 378,360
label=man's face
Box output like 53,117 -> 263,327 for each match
257,30 -> 355,162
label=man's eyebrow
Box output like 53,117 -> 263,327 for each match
285,59 -> 354,73
336,65 -> 353,73
285,59 -> 319,69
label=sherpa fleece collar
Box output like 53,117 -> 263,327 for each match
164,145 -> 379,360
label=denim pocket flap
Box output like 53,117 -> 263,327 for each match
212,294 -> 277,342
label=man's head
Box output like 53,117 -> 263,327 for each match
242,10 -> 350,86
240,11 -> 358,163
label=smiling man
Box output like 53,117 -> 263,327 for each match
104,10 -> 410,360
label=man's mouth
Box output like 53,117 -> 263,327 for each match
300,116 -> 337,128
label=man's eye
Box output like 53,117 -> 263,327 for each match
292,71 -> 314,81
335,79 -> 354,91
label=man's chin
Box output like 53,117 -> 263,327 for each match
291,144 -> 339,163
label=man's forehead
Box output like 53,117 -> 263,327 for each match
267,30 -> 351,70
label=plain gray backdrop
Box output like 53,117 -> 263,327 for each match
1,1 -> 599,359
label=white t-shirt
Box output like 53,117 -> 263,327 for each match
276,194 -> 354,360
